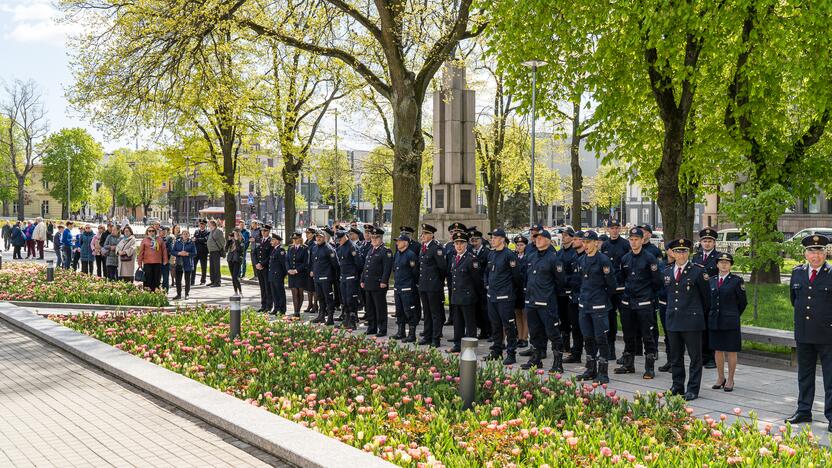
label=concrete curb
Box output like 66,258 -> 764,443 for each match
0,302 -> 392,468
8,301 -> 176,312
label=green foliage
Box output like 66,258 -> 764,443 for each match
310,149 -> 353,207
90,185 -> 113,215
360,147 -> 394,212
587,164 -> 627,210
41,128 -> 103,214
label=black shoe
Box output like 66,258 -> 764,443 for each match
477,331 -> 490,340
828,421 -> 832,433
563,353 -> 582,364
483,352 -> 502,362
420,331 -> 428,337
711,378 -> 726,390
549,352 -> 564,374
614,353 -> 635,374
683,392 -> 698,401
172,295 -> 181,300
402,334 -> 416,343
668,388 -> 684,396
503,354 -> 516,365
643,354 -> 656,380
658,361 -> 672,372
444,319 -> 453,326
520,351 -> 543,370
325,318 -> 335,326
516,340 -> 528,349
431,340 -> 441,348
519,347 -> 536,357
365,329 -> 377,335
391,332 -> 406,340
293,312 -> 300,318
577,360 -> 597,381
784,412 -> 812,424
449,345 -> 461,353
703,360 -> 717,369
616,355 -> 626,365
375,332 -> 386,337
418,337 -> 432,345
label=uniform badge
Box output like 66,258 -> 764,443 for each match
664,276 -> 671,285
603,265 -> 610,274
437,250 -> 443,256
556,265 -> 563,272
509,260 -> 516,267
352,251 -> 357,256
409,260 -> 416,267
740,283 -> 745,291
473,261 -> 479,269
281,251 -> 285,255
387,251 -> 392,257
650,263 -> 657,271
703,273 -> 709,281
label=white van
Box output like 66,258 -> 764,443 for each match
788,228 -> 832,243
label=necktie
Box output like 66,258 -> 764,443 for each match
456,255 -> 461,266
675,267 -> 681,282
703,252 -> 708,262
810,269 -> 818,284
718,277 -> 724,288
422,243 -> 427,254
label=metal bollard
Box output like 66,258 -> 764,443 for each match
229,295 -> 241,340
459,337 -> 478,410
46,259 -> 54,282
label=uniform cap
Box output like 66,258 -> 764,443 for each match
533,230 -> 552,239
396,233 -> 411,241
448,222 -> 467,232
667,238 -> 692,251
639,223 -> 654,233
334,230 -> 347,239
199,219 -> 207,224
802,234 -> 830,250
607,220 -> 621,227
261,224 -> 272,231
599,234 -> 609,241
305,227 -> 316,233
469,230 -> 483,239
291,231 -> 303,239
421,223 -> 437,234
561,227 -> 576,237
452,231 -> 469,242
489,228 -> 507,238
322,226 -> 334,236
629,227 -> 644,238
513,235 -> 529,245
371,227 -> 385,236
583,230 -> 600,241
363,223 -> 374,230
399,226 -> 415,234
315,229 -> 326,237
271,233 -> 282,241
348,227 -> 362,236
573,230 -> 585,239
717,253 -> 734,264
699,227 -> 718,240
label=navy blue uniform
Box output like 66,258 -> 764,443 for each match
620,250 -> 663,360
664,262 -> 710,396
693,248 -> 721,365
577,253 -> 618,363
418,239 -> 447,345
472,245 -> 491,338
286,243 -> 309,315
708,273 -> 747,352
485,248 -> 522,356
361,244 -> 393,335
256,237 -> 273,312
393,249 -> 420,330
337,240 -> 364,327
558,245 -> 583,356
268,245 -> 287,314
790,262 -> 832,421
602,236 -> 630,357
524,246 -> 567,357
304,237 -> 318,293
310,242 -> 339,321
449,250 -> 483,344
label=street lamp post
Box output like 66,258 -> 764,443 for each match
184,156 -> 190,226
333,108 -> 339,224
521,60 -> 547,228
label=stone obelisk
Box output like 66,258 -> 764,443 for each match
423,63 -> 489,240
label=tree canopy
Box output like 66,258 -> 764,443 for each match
41,128 -> 103,217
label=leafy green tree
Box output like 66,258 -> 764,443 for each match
361,147 -> 394,226
125,151 -> 167,218
41,128 -> 103,218
310,149 -> 353,222
587,164 -> 627,214
90,185 -> 113,216
99,149 -> 132,218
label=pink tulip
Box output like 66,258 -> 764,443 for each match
566,437 -> 579,448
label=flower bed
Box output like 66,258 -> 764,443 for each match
53,309 -> 828,467
1,262 -> 168,307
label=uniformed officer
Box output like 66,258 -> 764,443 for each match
268,233 -> 288,315
248,220 -> 261,283
708,253 -> 747,392
639,224 -> 663,259
304,227 -> 319,314
562,230 -> 586,363
310,230 -> 338,325
522,229 -> 567,372
664,238 -> 710,401
785,235 -> 832,431
601,220 -> 630,360
399,226 -> 422,326
392,234 -> 420,342
335,229 -> 364,330
615,227 -> 663,378
694,227 -> 721,369
513,235 -> 530,349
469,228 -> 490,340
323,226 -> 343,316
556,227 -> 577,359
448,231 -> 482,353
348,227 -> 367,313
482,228 -> 522,364
255,224 -> 273,313
657,249 -> 675,372
575,231 -> 618,384
286,231 -> 309,317
361,227 -> 393,336
418,223 -> 447,347
444,222 -> 468,327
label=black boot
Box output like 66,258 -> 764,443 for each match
418,336 -> 432,345
311,309 -> 326,323
503,352 -> 516,365
402,325 -> 417,343
325,311 -> 335,326
343,313 -> 356,330
595,359 -> 610,384
561,332 -> 571,355
577,359 -> 597,381
614,353 -> 635,374
549,351 -> 564,374
608,341 -> 617,361
335,311 -> 345,322
520,350 -> 543,370
658,360 -> 672,372
643,354 -> 656,379
519,347 -> 536,357
563,352 -> 582,363
483,351 -> 502,361
391,323 -> 406,340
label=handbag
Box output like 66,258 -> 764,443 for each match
134,267 -> 145,282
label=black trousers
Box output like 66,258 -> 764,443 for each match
488,301 -> 518,354
420,291 -> 445,342
339,279 -> 360,316
475,292 -> 491,336
81,260 -> 93,275
567,302 -> 583,355
452,304 -> 476,343
106,265 -> 118,280
194,251 -> 207,284
315,280 -> 336,314
608,294 -> 622,351
229,261 -> 241,293
796,342 -> 832,420
621,304 -> 658,356
702,328 -> 715,364
657,304 -> 670,356
174,267 -> 191,297
394,290 -> 419,326
290,288 -> 304,315
208,251 -> 221,285
95,255 -> 105,277
525,304 -> 563,354
257,268 -> 271,310
270,277 -> 286,313
12,246 -> 22,259
143,263 -> 162,291
579,309 -> 611,361
668,330 -> 703,395
364,289 -> 387,334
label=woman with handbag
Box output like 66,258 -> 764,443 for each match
116,226 -> 137,282
137,226 -> 168,292
102,224 -> 120,280
171,230 -> 196,300
226,229 -> 246,296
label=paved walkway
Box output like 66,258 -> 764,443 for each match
0,320 -> 289,468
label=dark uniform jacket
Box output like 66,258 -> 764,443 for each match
310,242 -> 338,283
708,273 -> 747,330
485,248 -> 521,303
449,250 -> 482,306
790,263 -> 832,344
393,249 -> 419,292
285,244 -> 309,288
621,250 -> 663,309
577,252 -> 618,312
565,249 -> 586,305
663,261 -> 710,332
256,237 -> 273,269
558,245 -> 579,298
268,245 -> 287,282
693,249 -> 721,278
336,240 -> 365,281
643,242 -> 663,262
361,244 -> 393,291
193,228 -> 209,256
514,252 -> 528,309
524,246 -> 565,308
601,236 -> 631,294
418,239 -> 447,292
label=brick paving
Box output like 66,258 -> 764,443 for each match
0,320 -> 289,468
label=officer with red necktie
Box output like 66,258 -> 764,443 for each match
694,227 -> 722,369
786,234 -> 832,432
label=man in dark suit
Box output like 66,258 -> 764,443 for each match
255,225 -> 273,313
418,224 -> 447,347
361,227 -> 393,336
785,235 -> 832,432
335,230 -> 364,330
268,234 -> 287,315
664,238 -> 711,401
448,231 -> 483,353
693,227 -> 721,369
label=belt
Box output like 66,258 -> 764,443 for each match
579,304 -> 607,310
621,300 -> 629,305
615,286 -> 625,292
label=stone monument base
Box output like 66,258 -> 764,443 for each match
422,213 -> 490,243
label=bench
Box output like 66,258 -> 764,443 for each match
742,325 -> 797,366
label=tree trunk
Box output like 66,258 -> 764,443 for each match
16,176 -> 25,221
390,88 -> 424,239
222,143 -> 237,236
569,102 -> 583,227
110,191 -> 117,218
284,176 -> 297,236
486,181 -> 499,230
654,121 -> 691,241
750,215 -> 782,283
375,195 -> 383,226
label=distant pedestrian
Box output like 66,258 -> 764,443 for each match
137,226 -> 168,291
171,230 -> 196,300
32,217 -> 47,259
61,222 -> 74,269
24,221 -> 34,258
207,220 -> 225,287
10,221 -> 25,259
2,222 -> 11,251
238,221 -> 250,279
46,221 -> 54,248
286,231 -> 308,317
79,225 -> 96,274
193,219 -> 209,285
53,225 -> 63,266
102,224 -> 120,280
93,225 -> 108,277
115,226 -> 137,282
225,229 -> 245,296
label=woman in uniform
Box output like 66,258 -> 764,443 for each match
709,253 -> 747,392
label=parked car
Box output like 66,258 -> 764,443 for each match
649,230 -> 664,250
787,227 -> 832,243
